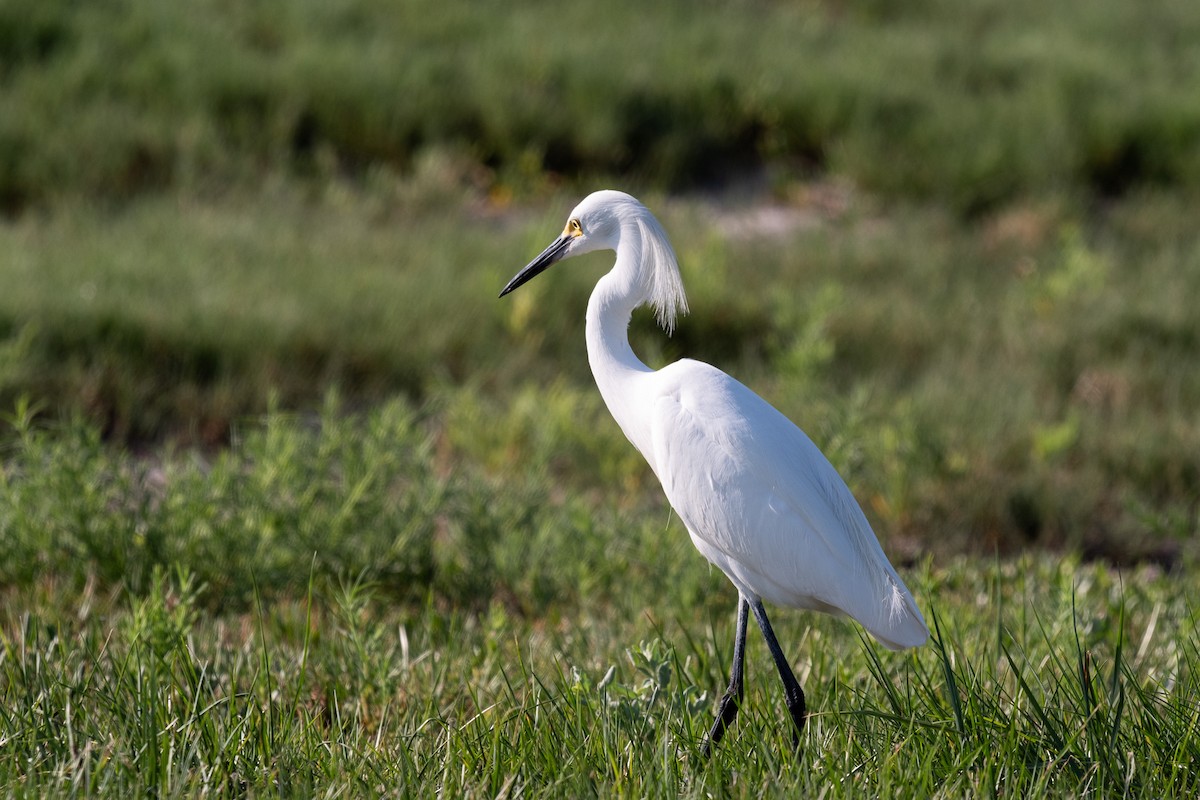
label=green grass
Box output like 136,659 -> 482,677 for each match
2,0 -> 1200,212
1,0 -> 1197,557
2,180 -> 1198,557
0,392 -> 1195,795
2,0 -> 1200,794
1,544 -> 1197,796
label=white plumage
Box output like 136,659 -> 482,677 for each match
500,190 -> 927,752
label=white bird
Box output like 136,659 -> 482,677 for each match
500,190 -> 927,753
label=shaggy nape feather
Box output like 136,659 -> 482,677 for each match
630,203 -> 688,334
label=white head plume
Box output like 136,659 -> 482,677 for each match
570,190 -> 689,334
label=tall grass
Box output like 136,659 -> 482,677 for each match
0,549 -> 1196,796
0,392 -> 1195,791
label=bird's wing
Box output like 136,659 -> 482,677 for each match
649,360 -> 927,649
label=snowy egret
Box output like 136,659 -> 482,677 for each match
499,191 -> 928,753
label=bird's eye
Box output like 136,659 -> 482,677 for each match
566,218 -> 583,237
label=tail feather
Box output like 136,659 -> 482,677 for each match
870,578 -> 929,651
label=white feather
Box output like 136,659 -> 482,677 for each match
518,190 -> 928,653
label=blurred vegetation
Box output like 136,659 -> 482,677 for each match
0,2 -> 1199,793
1,0 -> 1199,569
2,181 -> 1197,564
0,396 -> 693,616
2,0 -> 1199,213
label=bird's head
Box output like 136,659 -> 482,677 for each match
499,191 -> 688,332
497,191 -> 630,297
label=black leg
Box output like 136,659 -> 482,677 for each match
702,597 -> 749,757
750,600 -> 807,750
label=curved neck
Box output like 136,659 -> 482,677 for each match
585,237 -> 651,377
586,280 -> 647,374
585,240 -> 656,460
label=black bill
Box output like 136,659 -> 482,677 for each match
499,234 -> 572,298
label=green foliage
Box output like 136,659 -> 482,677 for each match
0,1 -> 1195,786
2,0 -> 1200,212
0,0 -> 1198,790
0,559 -> 1196,796
0,392 -> 722,618
2,178 -> 1199,558
0,396 -> 478,606
1,0 -> 1198,558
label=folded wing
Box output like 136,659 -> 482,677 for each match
650,360 -> 928,650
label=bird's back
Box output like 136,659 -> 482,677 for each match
646,359 -> 928,650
